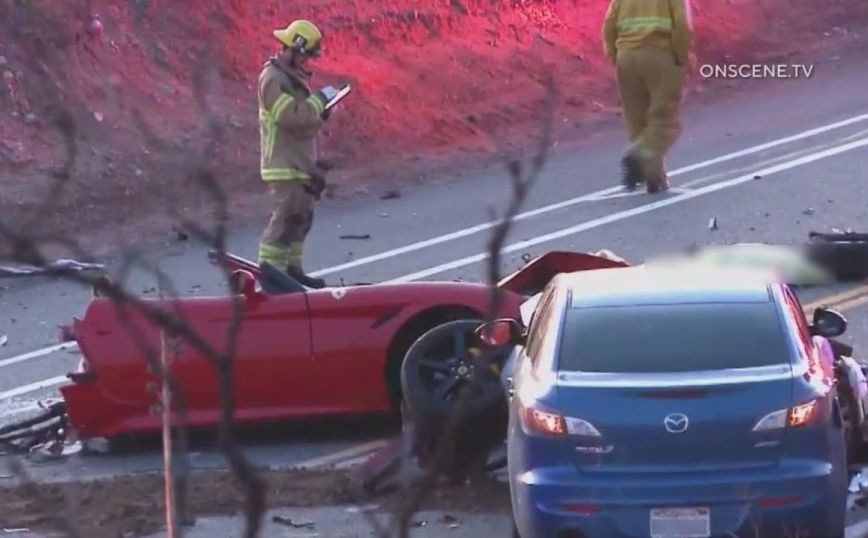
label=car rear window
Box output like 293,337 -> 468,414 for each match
557,301 -> 792,373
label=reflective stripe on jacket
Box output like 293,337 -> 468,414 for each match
602,0 -> 692,65
257,60 -> 327,181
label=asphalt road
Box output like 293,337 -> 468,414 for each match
3,50 -> 868,533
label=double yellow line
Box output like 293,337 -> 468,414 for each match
803,281 -> 868,314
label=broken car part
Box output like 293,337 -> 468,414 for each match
805,230 -> 868,281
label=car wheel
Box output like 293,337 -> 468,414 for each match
400,318 -> 510,419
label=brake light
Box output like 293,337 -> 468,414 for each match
788,400 -> 817,426
519,402 -> 602,437
753,399 -> 819,431
522,404 -> 566,436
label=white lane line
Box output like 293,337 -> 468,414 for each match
386,136 -> 868,283
309,112 -> 868,279
591,187 -> 692,200
682,126 -> 868,189
4,114 -> 868,391
0,375 -> 68,400
0,342 -> 77,370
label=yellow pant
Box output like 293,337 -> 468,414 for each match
258,181 -> 314,272
615,46 -> 686,181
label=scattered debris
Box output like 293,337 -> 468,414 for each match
379,213 -> 388,218
753,174 -> 762,180
593,249 -> 628,264
803,207 -> 815,215
82,437 -> 111,454
272,515 -> 315,529
0,259 -> 104,277
175,228 -> 189,241
708,217 -> 718,230
380,190 -> 402,200
441,514 -> 460,525
0,335 -> 6,347
339,234 -> 371,240
2,529 -> 30,534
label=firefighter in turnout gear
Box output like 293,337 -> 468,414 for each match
603,0 -> 694,193
257,19 -> 338,288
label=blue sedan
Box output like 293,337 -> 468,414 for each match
501,266 -> 849,538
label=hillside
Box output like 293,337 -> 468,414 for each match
1,0 -> 867,254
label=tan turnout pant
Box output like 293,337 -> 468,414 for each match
258,181 -> 314,272
615,46 -> 686,181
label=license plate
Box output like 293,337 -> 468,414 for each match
650,507 -> 710,538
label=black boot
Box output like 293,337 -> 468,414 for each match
287,266 -> 326,289
646,172 -> 670,194
620,152 -> 644,191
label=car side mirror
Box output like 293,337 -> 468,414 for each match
476,318 -> 523,347
811,307 -> 847,337
229,269 -> 259,300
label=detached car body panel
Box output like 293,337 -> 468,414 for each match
58,250 -> 622,439
506,266 -> 849,538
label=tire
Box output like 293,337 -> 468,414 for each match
837,380 -> 866,463
400,319 -> 509,420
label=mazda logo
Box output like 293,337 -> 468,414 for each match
663,413 -> 689,433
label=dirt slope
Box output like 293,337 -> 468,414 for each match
1,0 -> 867,254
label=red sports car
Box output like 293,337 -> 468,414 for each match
50,250 -> 626,441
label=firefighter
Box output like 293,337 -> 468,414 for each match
602,0 -> 694,193
257,19 -> 339,288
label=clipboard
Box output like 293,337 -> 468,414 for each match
324,84 -> 352,111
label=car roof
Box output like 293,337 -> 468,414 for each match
560,264 -> 778,308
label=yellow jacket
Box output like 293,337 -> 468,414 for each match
257,59 -> 327,182
602,0 -> 692,65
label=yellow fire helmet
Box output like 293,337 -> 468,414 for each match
273,19 -> 323,57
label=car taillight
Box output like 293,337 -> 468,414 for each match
519,401 -> 601,437
522,404 -> 566,435
788,400 -> 817,426
753,399 -> 819,431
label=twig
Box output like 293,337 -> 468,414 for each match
159,276 -> 180,538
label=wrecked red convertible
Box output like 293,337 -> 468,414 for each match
0,250 -> 625,449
